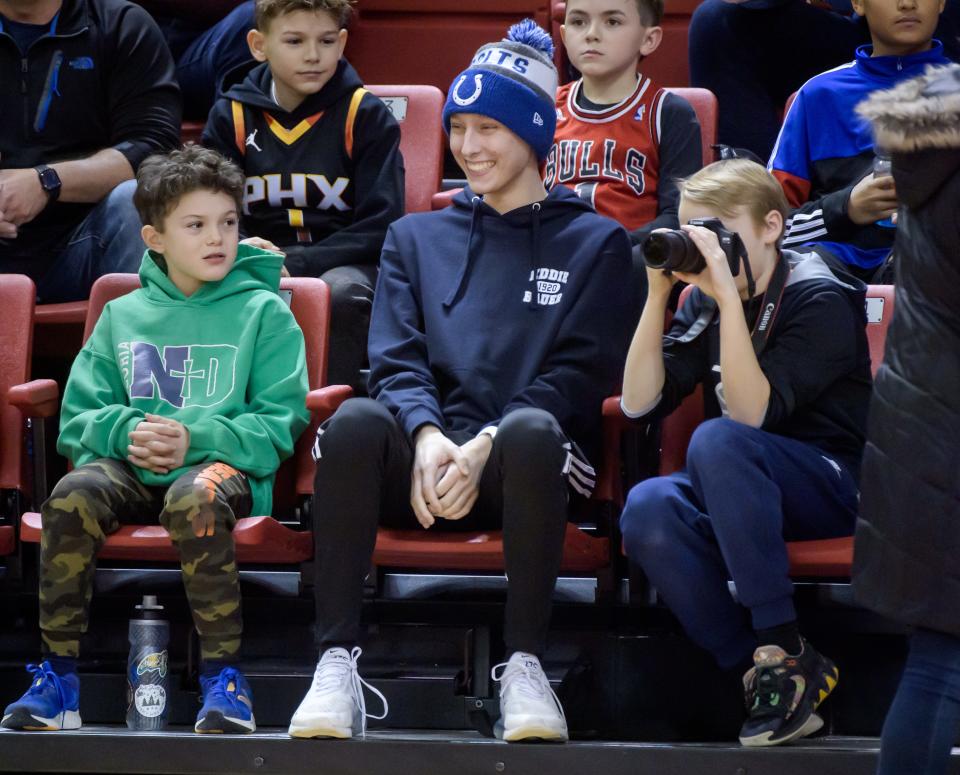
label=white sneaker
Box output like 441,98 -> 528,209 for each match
492,652 -> 568,742
288,647 -> 388,739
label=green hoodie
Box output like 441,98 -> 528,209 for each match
58,244 -> 310,516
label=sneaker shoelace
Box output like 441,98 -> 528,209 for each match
748,645 -> 807,719
24,662 -> 68,713
312,646 -> 388,736
490,658 -> 567,724
203,667 -> 251,710
749,665 -> 798,719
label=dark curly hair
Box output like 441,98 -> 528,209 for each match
133,144 -> 245,230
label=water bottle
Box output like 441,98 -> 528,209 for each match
126,595 -> 170,730
872,152 -> 896,228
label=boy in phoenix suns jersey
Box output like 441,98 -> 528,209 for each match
546,0 -> 703,263
202,0 -> 404,393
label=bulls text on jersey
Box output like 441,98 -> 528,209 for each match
543,138 -> 647,198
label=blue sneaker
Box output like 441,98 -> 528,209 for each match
1,662 -> 81,731
195,667 -> 255,734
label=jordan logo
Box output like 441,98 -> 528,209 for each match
246,130 -> 262,152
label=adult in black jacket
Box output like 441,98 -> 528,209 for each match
854,64 -> 960,775
0,0 -> 180,302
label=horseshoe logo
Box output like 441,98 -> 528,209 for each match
452,74 -> 484,106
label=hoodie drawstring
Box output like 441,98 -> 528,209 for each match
443,195 -> 484,308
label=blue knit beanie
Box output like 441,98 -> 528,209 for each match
442,19 -> 558,162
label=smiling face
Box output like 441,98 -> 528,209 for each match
852,0 -> 944,56
448,113 -> 541,211
561,0 -> 660,84
142,189 -> 240,296
247,9 -> 347,111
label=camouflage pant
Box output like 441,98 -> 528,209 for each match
40,458 -> 252,661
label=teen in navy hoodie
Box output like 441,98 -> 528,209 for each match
288,21 -> 633,744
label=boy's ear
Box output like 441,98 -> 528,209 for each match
559,23 -> 567,47
850,0 -> 866,18
763,210 -> 784,245
639,25 -> 663,58
247,29 -> 268,62
336,27 -> 348,59
141,224 -> 164,254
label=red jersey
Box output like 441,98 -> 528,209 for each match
545,75 -> 668,231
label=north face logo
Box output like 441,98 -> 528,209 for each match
120,342 -> 238,408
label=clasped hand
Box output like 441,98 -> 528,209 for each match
410,427 -> 492,528
128,414 -> 190,475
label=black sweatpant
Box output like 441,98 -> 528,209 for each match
312,398 -> 573,657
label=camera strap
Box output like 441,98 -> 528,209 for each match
669,252 -> 791,358
748,251 -> 790,357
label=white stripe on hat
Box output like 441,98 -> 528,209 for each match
471,45 -> 558,97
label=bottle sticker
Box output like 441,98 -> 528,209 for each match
134,684 -> 166,717
137,651 -> 168,678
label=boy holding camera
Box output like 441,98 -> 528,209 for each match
619,159 -> 872,747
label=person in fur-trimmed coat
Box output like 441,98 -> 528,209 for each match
853,63 -> 960,775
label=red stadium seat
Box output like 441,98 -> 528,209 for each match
656,284 -> 894,578
367,85 -> 445,213
0,275 -> 60,557
20,273 -> 332,565
346,2 -> 552,94
180,121 -> 205,146
33,301 -> 89,360
551,0 -> 698,87
666,87 -> 718,165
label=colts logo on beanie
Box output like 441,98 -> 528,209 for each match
442,19 -> 559,161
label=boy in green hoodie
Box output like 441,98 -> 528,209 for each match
1,145 -> 310,735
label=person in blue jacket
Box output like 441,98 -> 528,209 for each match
286,20 -> 634,744
767,0 -> 950,281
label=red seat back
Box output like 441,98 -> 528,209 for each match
666,87 -> 718,166
346,2 -> 552,93
0,274 -> 36,492
82,272 -> 330,513
367,85 -> 445,213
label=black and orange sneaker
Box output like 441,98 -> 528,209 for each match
739,639 -> 839,747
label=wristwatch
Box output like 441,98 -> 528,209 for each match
34,165 -> 61,202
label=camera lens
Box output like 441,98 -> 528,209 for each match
642,231 -> 704,274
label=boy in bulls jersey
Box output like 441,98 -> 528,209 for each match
547,0 -> 702,255
620,160 -> 872,746
202,0 -> 404,392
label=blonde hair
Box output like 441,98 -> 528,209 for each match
679,159 -> 789,238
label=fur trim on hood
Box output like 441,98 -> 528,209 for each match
857,64 -> 960,152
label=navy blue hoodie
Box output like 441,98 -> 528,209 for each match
368,185 -> 634,462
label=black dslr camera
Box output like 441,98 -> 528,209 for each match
641,217 -> 746,276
